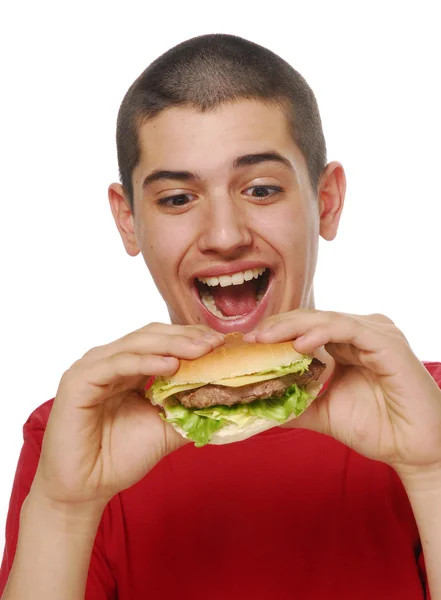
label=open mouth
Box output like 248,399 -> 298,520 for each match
194,267 -> 271,320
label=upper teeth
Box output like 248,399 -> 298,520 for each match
198,267 -> 267,287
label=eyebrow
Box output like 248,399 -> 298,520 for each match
142,170 -> 201,189
142,151 -> 293,189
233,151 -> 293,170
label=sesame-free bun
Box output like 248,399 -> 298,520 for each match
168,332 -> 306,385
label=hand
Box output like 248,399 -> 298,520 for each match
32,323 -> 224,510
244,310 -> 441,481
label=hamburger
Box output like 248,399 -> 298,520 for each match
147,332 -> 326,447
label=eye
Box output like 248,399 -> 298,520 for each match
243,185 -> 283,200
156,193 -> 196,208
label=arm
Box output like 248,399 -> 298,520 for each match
2,490 -> 104,600
0,403 -> 115,600
1,323 -> 223,598
246,311 -> 441,599
401,470 -> 441,599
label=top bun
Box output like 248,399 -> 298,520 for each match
167,332 -> 306,385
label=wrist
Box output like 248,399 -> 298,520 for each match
395,462 -> 441,497
3,486 -> 105,600
24,483 -> 107,533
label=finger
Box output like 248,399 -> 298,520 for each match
244,310 -> 310,338
292,322 -> 359,355
163,419 -> 191,454
249,311 -> 409,373
265,311 -> 396,344
250,312 -> 379,354
61,353 -> 180,407
286,319 -> 408,375
137,322 -> 225,339
244,311 -> 324,344
324,342 -> 366,367
244,309 -> 321,342
119,331 -> 225,359
248,311 -> 392,343
365,313 -> 395,325
281,392 -> 330,436
84,331 -> 224,362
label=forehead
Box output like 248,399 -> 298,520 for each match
134,100 -> 308,179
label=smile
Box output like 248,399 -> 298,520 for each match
193,267 -> 273,333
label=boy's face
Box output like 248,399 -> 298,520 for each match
112,100 -> 344,334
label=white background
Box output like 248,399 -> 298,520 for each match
0,0 -> 440,544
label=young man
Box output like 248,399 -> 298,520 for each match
1,34 -> 441,599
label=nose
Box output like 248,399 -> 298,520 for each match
197,194 -> 253,255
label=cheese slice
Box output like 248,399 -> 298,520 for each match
152,382 -> 205,404
211,372 -> 283,387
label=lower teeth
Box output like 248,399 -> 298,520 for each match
201,293 -> 238,319
200,278 -> 267,320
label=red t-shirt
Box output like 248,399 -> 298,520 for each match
1,362 -> 440,599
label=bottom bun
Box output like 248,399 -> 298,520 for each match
165,381 -> 322,446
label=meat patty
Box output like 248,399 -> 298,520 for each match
174,358 -> 325,409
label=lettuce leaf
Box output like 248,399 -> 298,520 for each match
163,384 -> 312,447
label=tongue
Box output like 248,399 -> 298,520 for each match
210,280 -> 258,317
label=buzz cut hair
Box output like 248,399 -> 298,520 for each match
116,34 -> 327,210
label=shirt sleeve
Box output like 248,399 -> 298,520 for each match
0,402 -> 116,599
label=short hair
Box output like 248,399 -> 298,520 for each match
116,34 -> 327,210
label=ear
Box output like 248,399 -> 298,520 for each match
108,183 -> 140,257
317,161 -> 346,241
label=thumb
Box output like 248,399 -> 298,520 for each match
281,392 -> 331,436
162,419 -> 192,455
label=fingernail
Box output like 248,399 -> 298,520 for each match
145,376 -> 155,391
243,332 -> 256,342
